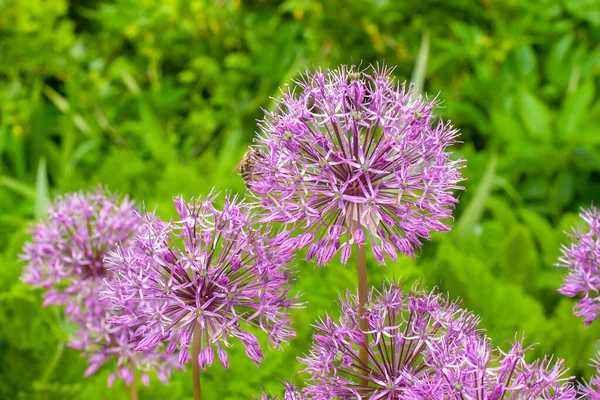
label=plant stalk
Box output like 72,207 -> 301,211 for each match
127,365 -> 138,400
192,321 -> 202,400
356,243 -> 369,387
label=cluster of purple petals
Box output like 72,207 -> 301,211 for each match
21,188 -> 140,306
21,188 -> 178,385
296,282 -> 576,399
250,64 -> 465,266
557,206 -> 600,326
103,193 -> 300,371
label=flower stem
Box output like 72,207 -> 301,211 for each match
356,243 -> 369,386
127,365 -> 138,400
36,340 -> 65,400
192,321 -> 202,400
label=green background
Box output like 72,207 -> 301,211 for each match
1,0 -> 600,398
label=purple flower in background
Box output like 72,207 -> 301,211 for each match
557,205 -> 600,325
104,193 -> 300,371
297,282 -> 576,399
21,188 -> 177,386
249,64 -> 465,265
21,188 -> 140,306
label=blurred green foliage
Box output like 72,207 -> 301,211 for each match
1,0 -> 599,398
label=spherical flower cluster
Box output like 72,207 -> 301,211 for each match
557,205 -> 600,325
249,64 -> 465,266
104,193 -> 300,370
21,188 -> 177,385
21,188 -> 140,305
297,282 -> 576,399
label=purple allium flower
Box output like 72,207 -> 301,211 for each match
249,64 -> 465,265
21,188 -> 177,386
297,282 -> 576,399
21,188 -> 140,306
557,205 -> 600,325
104,193 -> 300,371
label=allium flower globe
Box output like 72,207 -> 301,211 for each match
558,205 -> 600,325
249,64 -> 465,265
21,188 -> 177,385
21,188 -> 140,305
104,193 -> 300,370
297,282 -> 576,399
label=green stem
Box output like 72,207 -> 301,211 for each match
356,243 -> 369,387
192,321 -> 202,400
127,365 -> 138,400
36,340 -> 65,400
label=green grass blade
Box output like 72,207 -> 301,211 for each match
35,158 -> 49,219
411,29 -> 430,93
0,176 -> 35,199
457,152 -> 498,235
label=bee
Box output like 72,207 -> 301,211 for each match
233,146 -> 265,187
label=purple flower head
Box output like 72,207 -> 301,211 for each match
557,205 -> 600,325
297,282 -> 576,399
104,193 -> 300,370
21,188 -> 177,386
249,64 -> 465,266
21,187 -> 140,306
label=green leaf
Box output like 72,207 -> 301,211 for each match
513,46 -> 537,78
411,29 -> 429,93
545,34 -> 573,86
35,158 -> 49,219
499,224 -> 540,292
556,79 -> 595,138
517,91 -> 552,138
457,153 -> 498,235
554,170 -> 575,208
0,175 -> 35,199
517,208 -> 559,266
42,86 -> 70,113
